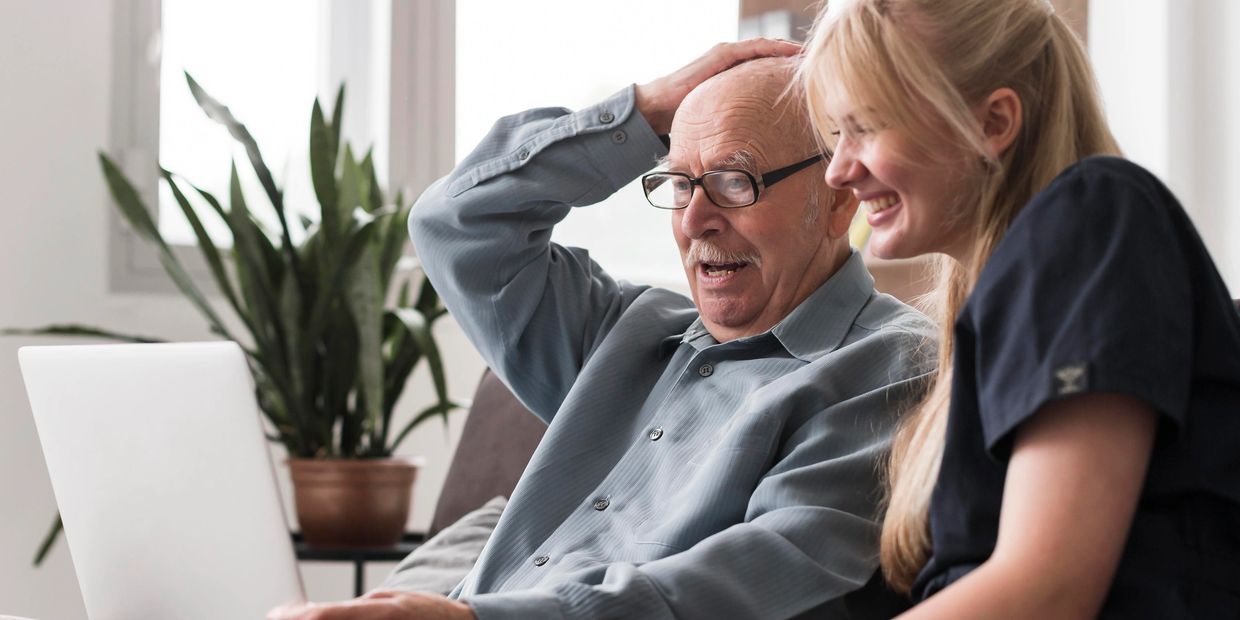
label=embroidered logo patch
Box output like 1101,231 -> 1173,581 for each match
1054,363 -> 1089,396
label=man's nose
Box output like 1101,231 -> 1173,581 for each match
678,186 -> 727,240
825,143 -> 865,190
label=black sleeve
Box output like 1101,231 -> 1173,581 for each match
967,159 -> 1193,455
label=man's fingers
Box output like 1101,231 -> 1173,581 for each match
713,37 -> 803,68
637,37 -> 803,134
266,599 -> 378,620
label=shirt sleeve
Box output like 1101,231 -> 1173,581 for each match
967,158 -> 1194,456
462,329 -> 934,620
408,86 -> 668,422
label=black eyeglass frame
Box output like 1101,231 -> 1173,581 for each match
640,153 -> 826,210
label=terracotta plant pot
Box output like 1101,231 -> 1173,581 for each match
287,457 -> 422,548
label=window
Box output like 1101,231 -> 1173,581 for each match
455,0 -> 740,289
157,0 -> 324,246
108,0 -> 443,293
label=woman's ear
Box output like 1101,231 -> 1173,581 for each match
978,87 -> 1023,158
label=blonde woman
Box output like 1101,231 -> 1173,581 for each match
803,0 -> 1240,617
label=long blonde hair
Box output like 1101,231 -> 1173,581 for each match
801,0 -> 1121,592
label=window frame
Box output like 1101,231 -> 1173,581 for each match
106,0 -> 455,294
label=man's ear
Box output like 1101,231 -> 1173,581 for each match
826,188 -> 859,239
978,87 -> 1022,158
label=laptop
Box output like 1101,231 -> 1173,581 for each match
19,342 -> 305,620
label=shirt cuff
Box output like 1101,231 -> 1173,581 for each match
574,84 -> 669,196
464,590 -> 568,620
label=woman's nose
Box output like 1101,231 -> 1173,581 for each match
825,142 -> 865,190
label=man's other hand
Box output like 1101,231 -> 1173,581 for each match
267,591 -> 476,620
635,37 -> 802,135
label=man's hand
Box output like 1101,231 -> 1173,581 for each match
634,38 -> 802,135
267,591 -> 476,620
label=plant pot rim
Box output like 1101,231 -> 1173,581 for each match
286,456 -> 426,468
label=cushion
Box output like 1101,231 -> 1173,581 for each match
426,370 -> 545,536
380,496 -> 507,595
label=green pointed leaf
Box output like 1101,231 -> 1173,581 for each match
397,306 -> 451,408
185,73 -> 285,226
360,148 -> 382,212
396,278 -> 412,308
346,243 -> 384,451
389,400 -> 464,452
33,514 -> 62,566
161,170 -> 249,327
99,153 -> 235,341
309,98 -> 337,235
2,324 -> 164,343
337,145 -> 363,229
330,84 -> 345,161
303,208 -> 387,375
413,273 -> 443,322
379,201 -> 414,294
185,72 -> 304,298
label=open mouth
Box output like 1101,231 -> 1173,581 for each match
860,194 -> 900,214
699,262 -> 749,278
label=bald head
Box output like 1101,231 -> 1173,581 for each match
671,57 -> 818,171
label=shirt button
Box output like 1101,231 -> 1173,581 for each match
698,363 -> 714,377
598,111 -> 615,124
593,498 -> 610,511
517,148 -> 530,160
611,130 -> 627,144
533,555 -> 549,566
648,427 -> 664,441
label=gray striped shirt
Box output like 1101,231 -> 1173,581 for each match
409,86 -> 936,620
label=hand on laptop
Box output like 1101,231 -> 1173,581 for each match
267,590 -> 475,620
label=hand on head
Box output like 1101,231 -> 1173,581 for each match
267,590 -> 475,620
635,38 -> 801,135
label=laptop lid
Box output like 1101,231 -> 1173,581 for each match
19,342 -> 305,619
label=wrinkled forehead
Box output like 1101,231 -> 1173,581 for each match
666,110 -> 778,172
667,60 -> 811,172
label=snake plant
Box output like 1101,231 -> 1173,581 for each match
8,73 -> 462,564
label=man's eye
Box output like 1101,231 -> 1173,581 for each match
672,179 -> 692,192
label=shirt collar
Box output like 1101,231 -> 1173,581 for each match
660,251 -> 875,361
771,251 -> 874,361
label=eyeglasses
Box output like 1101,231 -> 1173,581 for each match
641,154 -> 825,210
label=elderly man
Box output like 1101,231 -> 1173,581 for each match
272,41 -> 934,620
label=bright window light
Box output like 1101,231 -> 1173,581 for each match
456,0 -> 739,288
158,0 -> 324,247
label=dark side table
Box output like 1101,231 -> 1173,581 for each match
292,532 -> 426,597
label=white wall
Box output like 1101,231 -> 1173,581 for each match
1091,0 -> 1240,294
0,2 -> 484,617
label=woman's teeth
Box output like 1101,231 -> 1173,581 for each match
861,195 -> 899,214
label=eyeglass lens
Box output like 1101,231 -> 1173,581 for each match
643,171 -> 756,209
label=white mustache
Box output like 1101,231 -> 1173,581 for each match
684,241 -> 761,268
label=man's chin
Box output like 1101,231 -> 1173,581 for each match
696,298 -> 761,337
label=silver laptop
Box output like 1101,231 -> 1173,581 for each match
19,342 -> 305,619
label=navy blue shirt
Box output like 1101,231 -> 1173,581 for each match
914,156 -> 1240,616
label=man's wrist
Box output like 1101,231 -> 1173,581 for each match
634,83 -> 674,136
